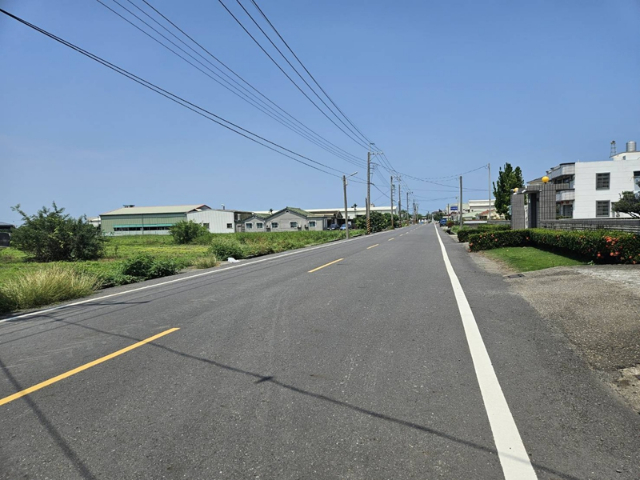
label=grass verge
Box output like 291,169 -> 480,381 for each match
483,246 -> 587,272
1,265 -> 99,311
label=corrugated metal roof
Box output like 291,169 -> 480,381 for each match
101,205 -> 210,216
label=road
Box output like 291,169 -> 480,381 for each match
1,225 -> 638,479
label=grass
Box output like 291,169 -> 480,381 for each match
1,265 -> 99,310
483,246 -> 588,272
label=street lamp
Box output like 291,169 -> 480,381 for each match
343,172 -> 358,239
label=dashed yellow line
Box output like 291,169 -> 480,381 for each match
308,258 -> 344,273
0,328 -> 180,407
367,244 -> 379,249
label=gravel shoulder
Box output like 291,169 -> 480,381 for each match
471,251 -> 640,413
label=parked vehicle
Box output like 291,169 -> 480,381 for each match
339,225 -> 346,230
328,224 -> 339,230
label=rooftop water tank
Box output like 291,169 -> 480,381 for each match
627,141 -> 636,152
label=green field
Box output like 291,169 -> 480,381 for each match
0,230 -> 360,286
483,246 -> 587,272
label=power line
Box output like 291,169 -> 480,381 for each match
96,0 -> 367,170
137,0 -> 367,166
0,8 -> 358,180
247,0 -> 372,146
216,0 -> 371,150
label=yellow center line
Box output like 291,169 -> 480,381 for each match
366,244 -> 379,250
308,258 -> 343,273
0,328 -> 180,407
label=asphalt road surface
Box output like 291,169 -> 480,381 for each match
1,225 -> 638,479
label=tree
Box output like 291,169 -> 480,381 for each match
10,203 -> 104,262
493,163 -> 524,219
354,211 -> 390,233
612,191 -> 640,218
169,220 -> 210,244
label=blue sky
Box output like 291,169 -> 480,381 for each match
1,0 -> 639,223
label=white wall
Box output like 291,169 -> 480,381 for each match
573,158 -> 640,218
187,210 -> 235,233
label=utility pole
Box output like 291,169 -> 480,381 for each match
459,176 -> 463,227
366,151 -> 371,235
406,191 -> 410,224
343,175 -> 349,239
488,163 -> 492,222
390,176 -> 395,229
397,179 -> 402,228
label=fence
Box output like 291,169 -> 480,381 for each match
539,218 -> 640,234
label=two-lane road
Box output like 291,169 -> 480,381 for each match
1,225 -> 638,479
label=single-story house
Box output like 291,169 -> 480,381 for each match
241,207 -> 340,232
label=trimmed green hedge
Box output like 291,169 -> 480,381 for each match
468,228 -> 640,264
457,224 -> 511,243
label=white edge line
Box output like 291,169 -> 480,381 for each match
434,223 -> 537,480
1,230 -> 391,323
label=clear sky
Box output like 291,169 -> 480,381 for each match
1,0 -> 639,223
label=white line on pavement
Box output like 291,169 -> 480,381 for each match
434,224 -> 537,480
1,229 -> 393,324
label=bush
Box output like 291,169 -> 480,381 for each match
468,230 -> 530,251
121,253 -> 155,278
468,228 -> 640,264
170,221 -> 210,244
120,254 -> 180,279
0,265 -> 99,310
209,237 -> 246,260
0,290 -> 16,314
149,258 -> 178,278
457,224 -> 510,243
192,255 -> 219,269
10,203 -> 104,262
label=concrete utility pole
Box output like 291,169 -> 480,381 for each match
343,171 -> 357,239
397,179 -> 402,227
390,176 -> 395,229
459,176 -> 464,227
488,163 -> 492,221
406,191 -> 410,224
343,175 -> 349,239
366,151 -> 371,235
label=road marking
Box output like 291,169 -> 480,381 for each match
388,238 -> 395,241
308,258 -> 344,273
366,244 -> 379,249
434,224 -> 537,480
0,328 -> 179,407
1,230 -> 398,324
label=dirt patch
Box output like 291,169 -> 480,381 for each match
471,255 -> 640,413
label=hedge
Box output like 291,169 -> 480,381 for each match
457,224 -> 511,243
468,228 -> 640,264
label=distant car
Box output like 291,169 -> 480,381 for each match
339,225 -> 347,230
328,224 -> 339,230
439,218 -> 448,226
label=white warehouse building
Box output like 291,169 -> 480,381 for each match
543,140 -> 640,219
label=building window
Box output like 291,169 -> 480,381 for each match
309,221 -> 316,227
256,222 -> 263,228
290,222 -> 297,228
596,201 -> 610,217
271,222 -> 278,229
596,173 -> 610,190
203,223 -> 209,229
226,223 -> 233,229
246,223 -> 253,229
634,171 -> 640,195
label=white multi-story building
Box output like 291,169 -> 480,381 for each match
543,140 -> 640,219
